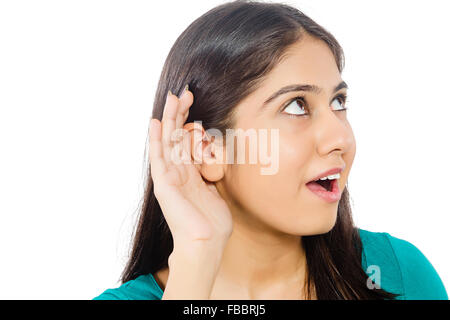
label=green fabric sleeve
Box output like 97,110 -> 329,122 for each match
92,274 -> 163,300
385,233 -> 448,300
93,289 -> 128,300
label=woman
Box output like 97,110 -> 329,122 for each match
94,0 -> 448,300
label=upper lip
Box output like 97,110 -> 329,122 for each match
308,166 -> 345,182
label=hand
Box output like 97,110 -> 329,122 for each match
149,87 -> 233,254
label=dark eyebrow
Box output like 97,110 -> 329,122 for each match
262,80 -> 348,108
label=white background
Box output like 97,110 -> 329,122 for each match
0,0 -> 448,299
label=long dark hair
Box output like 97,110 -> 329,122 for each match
121,0 -> 400,299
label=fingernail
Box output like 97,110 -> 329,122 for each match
179,84 -> 189,98
166,90 -> 172,102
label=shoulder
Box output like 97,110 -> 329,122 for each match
93,273 -> 164,300
358,228 -> 448,300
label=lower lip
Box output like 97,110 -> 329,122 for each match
306,179 -> 341,203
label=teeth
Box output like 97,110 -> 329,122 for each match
319,173 -> 340,180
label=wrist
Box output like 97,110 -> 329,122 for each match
169,241 -> 225,268
164,244 -> 225,300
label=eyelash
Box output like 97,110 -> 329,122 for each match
281,93 -> 348,118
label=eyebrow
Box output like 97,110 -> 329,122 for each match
262,80 -> 348,108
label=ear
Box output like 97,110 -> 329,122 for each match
183,122 -> 225,182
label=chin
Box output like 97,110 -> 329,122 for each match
287,210 -> 338,236
314,217 -> 337,235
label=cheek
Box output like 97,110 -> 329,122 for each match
224,133 -> 316,222
349,128 -> 357,163
276,132 -> 314,191
279,134 -> 313,175
341,125 -> 357,183
222,127 -> 340,235
249,132 -> 313,200
345,138 -> 356,171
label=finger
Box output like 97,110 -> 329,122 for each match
205,181 -> 220,196
161,91 -> 179,163
149,118 -> 167,184
179,125 -> 198,169
176,87 -> 194,129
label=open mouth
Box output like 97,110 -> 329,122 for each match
316,179 -> 332,191
305,169 -> 342,202
306,178 -> 334,192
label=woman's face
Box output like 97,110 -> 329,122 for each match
216,34 -> 356,236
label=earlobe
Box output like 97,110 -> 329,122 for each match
200,140 -> 225,182
199,135 -> 225,183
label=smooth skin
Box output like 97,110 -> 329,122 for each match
150,34 -> 356,300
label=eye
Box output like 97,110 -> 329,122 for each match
281,96 -> 308,117
281,93 -> 348,118
331,93 -> 348,111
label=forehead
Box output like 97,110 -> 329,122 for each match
232,35 -> 343,127
262,35 -> 342,94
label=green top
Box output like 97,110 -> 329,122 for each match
93,228 -> 448,300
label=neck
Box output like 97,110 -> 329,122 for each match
213,212 -> 308,299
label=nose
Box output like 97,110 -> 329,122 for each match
313,107 -> 354,157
